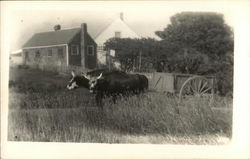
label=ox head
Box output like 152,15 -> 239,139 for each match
88,73 -> 104,94
67,71 -> 89,90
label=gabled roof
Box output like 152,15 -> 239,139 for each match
94,18 -> 140,45
23,28 -> 81,48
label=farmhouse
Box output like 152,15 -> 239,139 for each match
94,13 -> 140,65
22,23 -> 97,72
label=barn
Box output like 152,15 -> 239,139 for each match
22,23 -> 97,72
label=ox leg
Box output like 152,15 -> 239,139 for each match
112,95 -> 117,104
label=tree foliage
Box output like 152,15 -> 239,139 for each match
156,12 -> 233,61
104,38 -> 163,72
155,12 -> 234,95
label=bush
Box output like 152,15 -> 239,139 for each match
17,64 -> 29,69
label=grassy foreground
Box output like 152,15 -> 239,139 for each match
8,67 -> 232,144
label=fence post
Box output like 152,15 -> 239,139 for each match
139,51 -> 142,72
133,58 -> 136,72
107,49 -> 111,71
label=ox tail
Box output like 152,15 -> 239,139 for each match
145,77 -> 149,90
141,75 -> 149,91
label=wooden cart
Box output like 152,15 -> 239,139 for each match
138,72 -> 216,103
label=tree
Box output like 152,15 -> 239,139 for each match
156,12 -> 233,61
104,38 -> 163,72
156,12 -> 234,95
215,52 -> 234,96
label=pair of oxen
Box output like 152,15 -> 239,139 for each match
67,69 -> 148,107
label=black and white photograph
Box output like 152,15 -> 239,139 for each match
1,1 -> 250,159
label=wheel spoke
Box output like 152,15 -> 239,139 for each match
190,82 -> 198,95
189,84 -> 194,94
197,79 -> 202,93
193,81 -> 197,93
200,81 -> 208,92
200,87 -> 212,95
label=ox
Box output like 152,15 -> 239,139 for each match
66,69 -> 108,90
87,71 -> 148,106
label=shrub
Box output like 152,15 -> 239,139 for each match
17,64 -> 29,69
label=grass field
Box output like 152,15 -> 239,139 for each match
8,66 -> 233,144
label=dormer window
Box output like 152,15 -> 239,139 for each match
115,31 -> 121,38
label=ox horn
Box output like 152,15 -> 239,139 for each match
97,73 -> 103,79
81,72 -> 91,80
71,71 -> 76,77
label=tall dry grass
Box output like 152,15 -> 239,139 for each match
8,67 -> 232,143
8,90 -> 232,143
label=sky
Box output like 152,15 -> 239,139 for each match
2,1 -> 236,53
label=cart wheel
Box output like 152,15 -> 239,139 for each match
178,76 -> 214,104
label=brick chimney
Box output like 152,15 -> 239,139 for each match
81,23 -> 87,67
54,24 -> 61,31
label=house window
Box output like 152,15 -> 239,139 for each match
35,50 -> 40,58
57,48 -> 64,58
87,45 -> 94,56
35,50 -> 40,61
97,46 -> 104,51
71,45 -> 79,55
115,31 -> 121,38
48,49 -> 52,57
24,51 -> 29,61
